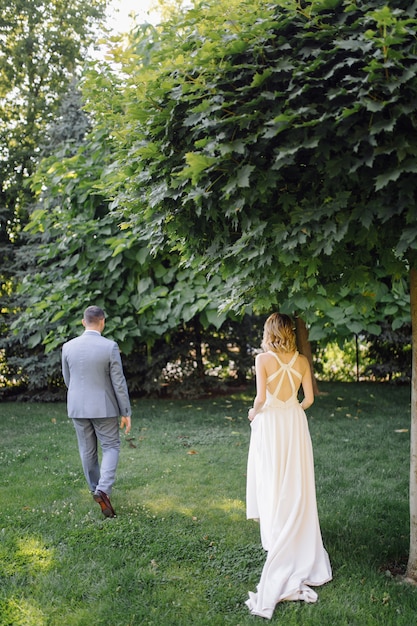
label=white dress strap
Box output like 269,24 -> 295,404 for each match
267,351 -> 301,400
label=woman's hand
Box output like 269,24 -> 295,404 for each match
248,408 -> 256,421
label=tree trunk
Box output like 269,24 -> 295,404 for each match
294,314 -> 319,396
406,267 -> 417,581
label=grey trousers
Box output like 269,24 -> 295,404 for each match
72,417 -> 120,495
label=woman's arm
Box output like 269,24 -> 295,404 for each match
300,356 -> 314,410
248,354 -> 267,421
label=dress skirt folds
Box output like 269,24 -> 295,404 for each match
245,357 -> 332,619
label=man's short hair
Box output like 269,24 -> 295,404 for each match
83,305 -> 105,325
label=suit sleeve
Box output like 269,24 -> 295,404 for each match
109,342 -> 131,416
62,345 -> 70,388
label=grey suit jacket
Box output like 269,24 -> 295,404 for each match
62,330 -> 131,418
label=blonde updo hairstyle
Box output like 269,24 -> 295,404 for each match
261,313 -> 297,354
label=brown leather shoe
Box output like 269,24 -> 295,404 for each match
93,490 -> 116,518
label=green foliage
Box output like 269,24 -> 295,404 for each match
364,322 -> 412,383
0,0 -> 109,391
5,0 -> 417,393
5,59 -> 259,393
314,338 -> 370,382
0,0 -> 107,232
95,0 -> 416,337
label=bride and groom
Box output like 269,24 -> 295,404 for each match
62,306 -> 331,618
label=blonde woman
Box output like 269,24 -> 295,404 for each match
245,313 -> 332,619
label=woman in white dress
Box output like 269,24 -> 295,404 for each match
246,313 -> 332,619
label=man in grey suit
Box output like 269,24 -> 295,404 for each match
62,305 -> 131,518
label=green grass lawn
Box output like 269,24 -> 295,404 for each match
0,382 -> 416,625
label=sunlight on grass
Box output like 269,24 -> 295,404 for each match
142,494 -> 245,519
212,497 -> 245,516
0,597 -> 45,626
3,536 -> 54,576
16,536 -> 53,572
143,494 -> 196,517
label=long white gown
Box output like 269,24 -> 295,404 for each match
246,351 -> 332,619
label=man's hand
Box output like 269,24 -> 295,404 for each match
120,415 -> 131,435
